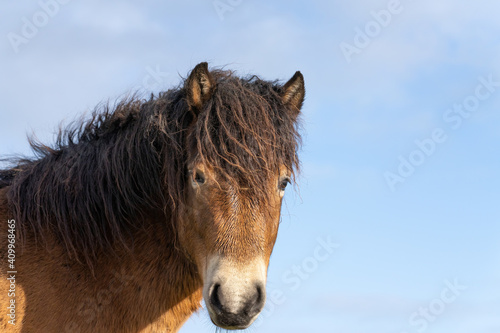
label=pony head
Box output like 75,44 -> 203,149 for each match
177,63 -> 304,329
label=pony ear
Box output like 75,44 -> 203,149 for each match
281,71 -> 305,116
185,62 -> 215,112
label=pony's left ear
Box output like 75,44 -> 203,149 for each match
185,62 -> 215,112
281,71 -> 305,116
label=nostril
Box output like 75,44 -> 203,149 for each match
254,283 -> 264,306
244,283 -> 265,317
209,283 -> 223,313
250,284 -> 264,306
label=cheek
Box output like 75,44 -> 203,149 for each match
188,193 -> 223,252
264,207 -> 282,259
187,188 -> 210,228
179,209 -> 214,278
181,191 -> 212,252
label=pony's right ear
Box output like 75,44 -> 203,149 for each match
185,62 -> 215,113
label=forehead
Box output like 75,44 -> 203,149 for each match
188,160 -> 289,185
185,78 -> 297,187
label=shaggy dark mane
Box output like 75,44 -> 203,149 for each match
0,68 -> 301,265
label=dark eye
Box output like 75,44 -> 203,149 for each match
190,170 -> 205,186
194,172 -> 205,184
278,177 -> 291,192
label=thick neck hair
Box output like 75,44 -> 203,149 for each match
0,65 -> 304,267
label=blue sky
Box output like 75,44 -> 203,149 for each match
1,1 -> 499,332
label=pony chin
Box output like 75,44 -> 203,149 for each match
203,255 -> 267,330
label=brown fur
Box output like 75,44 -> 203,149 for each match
0,63 -> 304,332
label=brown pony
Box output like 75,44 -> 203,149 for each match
0,62 -> 304,332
